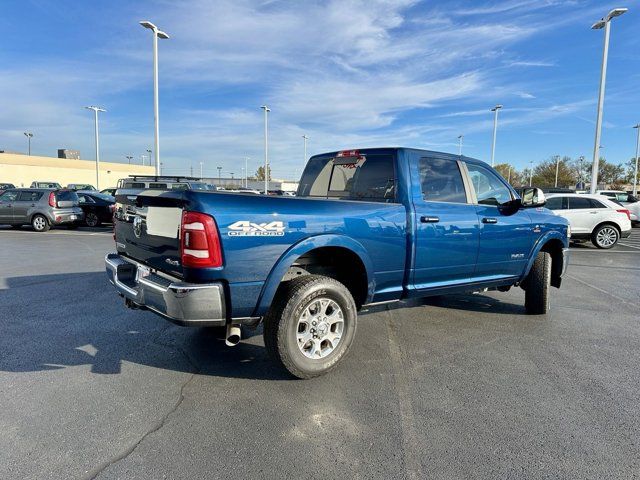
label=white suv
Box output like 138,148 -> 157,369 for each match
596,190 -> 640,224
545,193 -> 632,249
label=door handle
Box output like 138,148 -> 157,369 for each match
482,217 -> 498,224
589,211 -> 598,214
420,216 -> 440,223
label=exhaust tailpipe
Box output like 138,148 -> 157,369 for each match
225,324 -> 241,347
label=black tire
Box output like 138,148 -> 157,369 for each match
85,212 -> 101,227
524,251 -> 551,315
31,214 -> 50,232
263,275 -> 357,379
591,224 -> 619,249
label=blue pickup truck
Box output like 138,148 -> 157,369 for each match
106,148 -> 569,378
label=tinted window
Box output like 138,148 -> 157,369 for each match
0,191 -> 18,201
298,154 -> 396,202
149,183 -> 168,189
568,197 -> 592,209
170,183 -> 189,190
55,190 -> 79,202
419,158 -> 467,203
78,195 -> 95,203
545,196 -> 565,210
91,193 -> 114,201
466,163 -> 512,206
17,191 -> 43,202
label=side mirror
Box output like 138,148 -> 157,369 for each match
520,187 -> 546,208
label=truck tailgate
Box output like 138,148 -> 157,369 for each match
113,190 -> 186,277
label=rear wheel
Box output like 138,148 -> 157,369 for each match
264,275 -> 357,379
524,251 -> 551,315
85,212 -> 100,227
591,224 -> 619,249
31,214 -> 50,232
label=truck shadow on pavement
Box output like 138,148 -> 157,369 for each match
0,271 -> 525,379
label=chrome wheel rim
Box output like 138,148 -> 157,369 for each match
86,213 -> 98,226
296,298 -> 344,359
33,217 -> 46,230
596,227 -> 617,247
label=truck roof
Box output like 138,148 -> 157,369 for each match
311,147 -> 487,166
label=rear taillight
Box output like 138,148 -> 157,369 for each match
180,211 -> 222,268
617,209 -> 631,221
48,192 -> 56,207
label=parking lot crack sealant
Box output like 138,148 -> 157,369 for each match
83,327 -> 200,480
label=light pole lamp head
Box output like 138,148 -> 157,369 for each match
634,124 -> 640,130
84,105 -> 106,113
491,104 -> 503,112
592,8 -> 627,29
24,132 -> 33,138
157,30 -> 170,39
140,21 -> 170,38
458,134 -> 463,140
260,105 -> 271,113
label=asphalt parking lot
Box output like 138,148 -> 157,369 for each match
1,226 -> 639,479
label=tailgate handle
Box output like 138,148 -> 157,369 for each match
420,216 -> 440,223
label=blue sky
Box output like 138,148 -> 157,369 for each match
1,0 -> 639,180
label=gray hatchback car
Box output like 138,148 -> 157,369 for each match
0,188 -> 84,232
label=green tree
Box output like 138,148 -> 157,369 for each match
597,159 -> 625,188
255,165 -> 271,181
494,163 -> 518,185
531,156 -> 576,188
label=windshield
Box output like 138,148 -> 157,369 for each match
297,153 -> 396,202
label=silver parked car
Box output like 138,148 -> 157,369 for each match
0,188 -> 84,232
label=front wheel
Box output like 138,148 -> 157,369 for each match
524,251 -> 551,315
591,224 -> 619,249
263,275 -> 357,379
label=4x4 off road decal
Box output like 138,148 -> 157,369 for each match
227,220 -> 285,237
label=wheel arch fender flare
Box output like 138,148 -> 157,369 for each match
252,234 -> 375,317
522,230 -> 568,281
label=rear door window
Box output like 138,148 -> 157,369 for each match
17,191 -> 43,202
567,197 -> 593,209
419,157 -> 467,203
298,153 -> 396,202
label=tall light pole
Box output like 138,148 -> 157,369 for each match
84,106 -> 105,189
490,105 -> 502,167
217,166 -> 222,185
140,21 -> 170,176
554,155 -> 561,187
199,161 -> 203,180
633,124 -> 640,196
126,155 -> 133,165
578,155 -> 585,188
457,135 -> 463,156
302,134 -> 309,170
589,8 -> 627,193
507,165 -> 512,184
23,132 -> 33,155
529,160 -> 534,187
261,105 -> 270,194
244,157 -> 249,187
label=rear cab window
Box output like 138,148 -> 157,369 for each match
297,152 -> 397,203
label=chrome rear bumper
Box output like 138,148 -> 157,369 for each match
105,253 -> 226,326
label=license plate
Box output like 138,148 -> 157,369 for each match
70,215 -> 77,220
137,265 -> 151,280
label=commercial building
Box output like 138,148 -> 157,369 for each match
0,153 -> 154,189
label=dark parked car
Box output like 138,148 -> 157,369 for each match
0,188 -> 83,231
76,191 -> 115,227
